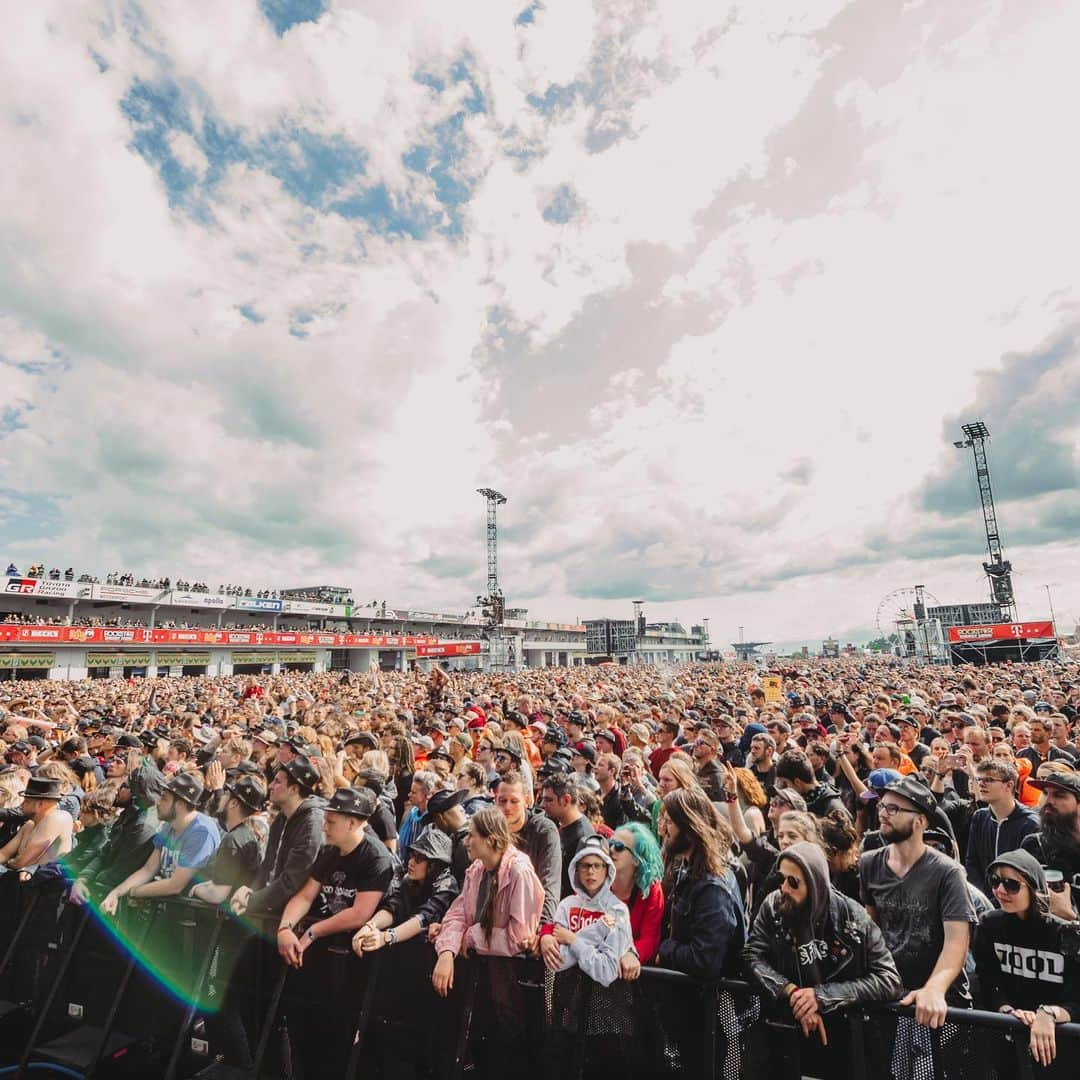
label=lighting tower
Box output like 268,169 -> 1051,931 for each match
953,420 -> 1017,621
476,488 -> 507,627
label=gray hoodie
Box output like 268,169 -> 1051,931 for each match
548,836 -> 633,987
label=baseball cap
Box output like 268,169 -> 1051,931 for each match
572,741 -> 596,764
1027,771 -> 1080,798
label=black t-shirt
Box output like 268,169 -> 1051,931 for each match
859,845 -> 976,1003
309,834 -> 395,925
558,816 -> 595,898
368,801 -> 397,847
208,821 -> 262,891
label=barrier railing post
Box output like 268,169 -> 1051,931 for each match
162,903 -> 226,1080
450,959 -> 480,1080
702,983 -> 719,1080
82,901 -> 160,1080
16,904 -> 91,1078
848,1009 -> 868,1080
0,890 -> 39,986
344,950 -> 383,1080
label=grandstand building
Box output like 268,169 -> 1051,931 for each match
0,573 -> 598,680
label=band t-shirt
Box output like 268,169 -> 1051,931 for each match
309,834 -> 395,925
206,821 -> 262,892
151,812 -> 221,887
859,845 -> 976,1003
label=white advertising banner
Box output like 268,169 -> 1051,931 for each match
169,591 -> 229,608
91,584 -> 163,602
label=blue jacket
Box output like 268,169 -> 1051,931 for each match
965,801 -> 1039,895
658,865 -> 745,981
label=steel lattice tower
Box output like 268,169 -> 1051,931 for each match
954,420 -> 1017,621
476,488 -> 506,625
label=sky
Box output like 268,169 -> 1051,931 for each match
1,0 -> 1079,648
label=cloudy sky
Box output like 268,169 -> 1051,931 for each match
2,0 -> 1078,646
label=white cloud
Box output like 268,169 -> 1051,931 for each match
1,0 -> 1078,643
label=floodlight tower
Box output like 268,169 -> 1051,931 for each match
476,488 -> 507,626
953,420 -> 1017,621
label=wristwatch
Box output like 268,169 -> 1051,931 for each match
277,922 -> 294,935
386,928 -> 397,948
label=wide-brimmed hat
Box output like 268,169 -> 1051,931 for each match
225,775 -> 267,813
325,786 -> 377,819
163,772 -> 204,806
19,777 -> 64,801
1028,771 -> 1080,798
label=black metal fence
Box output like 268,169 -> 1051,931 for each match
0,884 -> 1077,1079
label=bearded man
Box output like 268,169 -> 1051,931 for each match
1022,771 -> 1080,917
744,841 -> 902,1075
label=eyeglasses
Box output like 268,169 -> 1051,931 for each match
781,875 -> 802,890
975,776 -> 1006,785
988,874 -> 1023,896
877,803 -> 920,818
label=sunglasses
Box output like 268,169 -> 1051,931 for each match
781,874 -> 802,890
608,838 -> 637,857
988,874 -> 1023,895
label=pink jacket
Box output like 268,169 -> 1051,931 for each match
435,847 -> 544,958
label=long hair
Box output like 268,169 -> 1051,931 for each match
387,734 -> 415,777
621,822 -> 664,894
733,767 -> 767,809
470,807 -> 512,944
660,757 -> 702,793
661,788 -> 732,892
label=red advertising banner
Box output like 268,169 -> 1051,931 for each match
415,642 -> 483,657
0,623 -> 480,650
947,621 -> 1055,643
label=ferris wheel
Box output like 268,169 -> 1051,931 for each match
875,587 -> 940,637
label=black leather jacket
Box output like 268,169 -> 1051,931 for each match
744,886 -> 902,1012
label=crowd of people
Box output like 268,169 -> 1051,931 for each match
4,562 -> 353,605
0,658 -> 1078,1077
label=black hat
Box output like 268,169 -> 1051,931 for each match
421,788 -> 467,824
226,775 -> 267,812
897,714 -> 920,729
1028,771 -> 1080,798
138,729 -> 160,749
494,742 -> 522,762
26,735 -> 47,751
572,741 -> 596,764
882,776 -> 937,819
428,746 -> 452,763
567,710 -> 587,728
117,733 -> 142,749
9,740 -> 32,755
988,849 -> 1048,894
230,759 -> 261,776
326,786 -> 376,819
19,777 -> 64,801
278,756 -> 320,794
344,731 -> 377,750
353,768 -> 385,796
284,734 -> 311,754
163,772 -> 204,806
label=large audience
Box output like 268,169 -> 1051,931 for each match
1,657 -> 1078,1077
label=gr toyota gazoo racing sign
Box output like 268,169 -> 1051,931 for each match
947,621 -> 1055,643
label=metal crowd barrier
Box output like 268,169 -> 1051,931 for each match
1,885 -> 1078,1080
